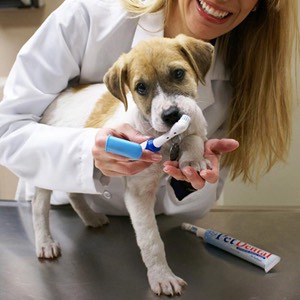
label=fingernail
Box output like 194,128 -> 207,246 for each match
183,168 -> 192,177
152,153 -> 162,161
200,170 -> 207,176
200,170 -> 207,178
163,166 -> 170,173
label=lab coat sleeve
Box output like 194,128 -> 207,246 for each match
0,1 -> 101,193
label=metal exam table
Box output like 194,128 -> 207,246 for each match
0,200 -> 299,300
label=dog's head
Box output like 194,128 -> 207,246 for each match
104,34 -> 214,133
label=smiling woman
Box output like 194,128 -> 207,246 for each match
122,0 -> 300,183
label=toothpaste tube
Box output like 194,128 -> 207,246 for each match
181,223 -> 281,273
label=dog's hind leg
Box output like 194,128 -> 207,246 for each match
69,193 -> 109,227
125,177 -> 187,296
32,187 -> 61,259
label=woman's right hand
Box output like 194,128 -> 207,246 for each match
92,124 -> 162,177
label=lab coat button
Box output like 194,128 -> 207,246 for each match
103,190 -> 111,199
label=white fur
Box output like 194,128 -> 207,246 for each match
32,36 -> 213,296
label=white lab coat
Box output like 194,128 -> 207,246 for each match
0,0 -> 232,218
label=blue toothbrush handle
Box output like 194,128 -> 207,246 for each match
105,135 -> 143,159
105,136 -> 161,160
143,138 -> 161,152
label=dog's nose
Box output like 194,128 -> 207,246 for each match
161,106 -> 182,126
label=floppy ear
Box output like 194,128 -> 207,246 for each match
103,55 -> 128,111
176,34 -> 214,85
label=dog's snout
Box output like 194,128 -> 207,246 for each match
161,106 -> 182,126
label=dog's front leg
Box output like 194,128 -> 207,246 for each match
179,135 -> 211,171
32,187 -> 61,258
125,176 -> 187,296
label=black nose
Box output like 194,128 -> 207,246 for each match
161,106 -> 182,126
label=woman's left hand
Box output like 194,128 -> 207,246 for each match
163,138 -> 239,190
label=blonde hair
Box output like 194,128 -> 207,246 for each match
219,0 -> 299,182
120,0 -> 166,14
120,0 -> 300,183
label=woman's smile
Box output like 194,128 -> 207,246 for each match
196,0 -> 232,24
165,0 -> 258,40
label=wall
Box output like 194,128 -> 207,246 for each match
0,0 -> 63,76
0,1 -> 299,206
223,102 -> 300,206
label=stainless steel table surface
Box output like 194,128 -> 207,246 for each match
0,200 -> 299,300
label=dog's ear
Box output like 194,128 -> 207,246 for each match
103,55 -> 128,111
176,34 -> 214,85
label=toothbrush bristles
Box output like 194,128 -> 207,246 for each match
181,114 -> 191,122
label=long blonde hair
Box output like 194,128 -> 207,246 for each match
120,0 -> 300,183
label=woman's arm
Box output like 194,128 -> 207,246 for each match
0,1 -> 99,193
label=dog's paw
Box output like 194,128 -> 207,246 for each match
148,270 -> 187,296
179,157 -> 212,172
81,212 -> 109,228
36,239 -> 61,259
201,157 -> 212,170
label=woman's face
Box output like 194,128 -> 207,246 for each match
165,0 -> 259,40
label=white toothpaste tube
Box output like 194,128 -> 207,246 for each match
181,223 -> 281,273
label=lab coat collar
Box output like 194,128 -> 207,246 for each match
197,39 -> 231,110
210,39 -> 230,81
131,10 -> 230,111
131,9 -> 165,48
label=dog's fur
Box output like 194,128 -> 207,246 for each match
33,34 -> 214,296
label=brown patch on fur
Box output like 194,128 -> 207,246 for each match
85,92 -> 120,128
71,84 -> 90,93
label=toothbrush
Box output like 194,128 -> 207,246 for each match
140,114 -> 191,152
105,114 -> 191,159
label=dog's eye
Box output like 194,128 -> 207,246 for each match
136,82 -> 147,96
173,69 -> 185,80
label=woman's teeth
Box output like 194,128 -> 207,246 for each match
198,0 -> 230,19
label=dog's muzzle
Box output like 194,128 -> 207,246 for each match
161,106 -> 182,126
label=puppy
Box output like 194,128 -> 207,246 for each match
32,34 -> 214,296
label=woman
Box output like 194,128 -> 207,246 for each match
0,0 -> 298,216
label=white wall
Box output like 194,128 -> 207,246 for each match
223,104 -> 300,206
0,0 -> 63,76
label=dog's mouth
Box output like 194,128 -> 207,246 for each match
149,121 -> 170,134
150,106 -> 184,133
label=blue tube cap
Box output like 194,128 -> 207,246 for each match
105,135 -> 142,160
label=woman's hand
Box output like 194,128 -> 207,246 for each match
92,124 -> 162,177
163,138 -> 239,190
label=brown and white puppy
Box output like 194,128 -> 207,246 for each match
33,34 -> 214,296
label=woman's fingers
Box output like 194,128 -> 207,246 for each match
163,138 -> 239,189
93,126 -> 162,177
